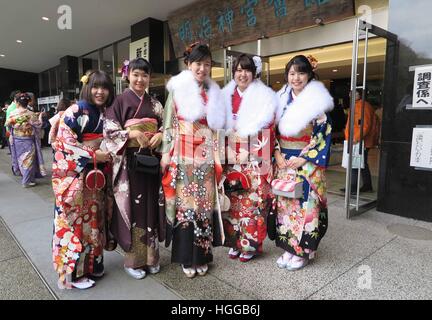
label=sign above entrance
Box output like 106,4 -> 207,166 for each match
168,0 -> 355,58
129,37 -> 150,61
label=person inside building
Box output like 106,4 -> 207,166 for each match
221,54 -> 277,263
160,43 -> 226,278
273,55 -> 333,271
51,70 -> 113,289
342,89 -> 379,193
5,93 -> 47,187
104,58 -> 165,280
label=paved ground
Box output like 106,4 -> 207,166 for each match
0,146 -> 431,300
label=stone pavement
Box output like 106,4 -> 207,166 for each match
0,146 -> 431,300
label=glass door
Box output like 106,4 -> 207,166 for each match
345,19 -> 399,218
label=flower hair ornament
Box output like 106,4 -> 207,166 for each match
80,75 -> 89,85
252,56 -> 262,77
306,55 -> 318,72
121,60 -> 130,80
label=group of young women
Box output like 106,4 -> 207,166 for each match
50,43 -> 334,289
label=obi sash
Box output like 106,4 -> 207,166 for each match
125,118 -> 158,148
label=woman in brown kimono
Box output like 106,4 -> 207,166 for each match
104,58 -> 164,279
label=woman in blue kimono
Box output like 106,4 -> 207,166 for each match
273,55 -> 334,271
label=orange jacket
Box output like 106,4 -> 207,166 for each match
344,99 -> 378,148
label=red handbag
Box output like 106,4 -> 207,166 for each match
85,156 -> 106,191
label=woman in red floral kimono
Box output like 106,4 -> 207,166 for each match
222,54 -> 278,262
52,70 -> 114,289
160,44 -> 226,278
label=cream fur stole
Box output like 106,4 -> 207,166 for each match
223,79 -> 278,137
276,81 -> 334,137
166,70 -> 226,130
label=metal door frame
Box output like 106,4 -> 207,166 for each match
346,19 -> 398,219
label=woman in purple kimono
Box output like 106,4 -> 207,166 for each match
104,58 -> 165,280
5,93 -> 47,187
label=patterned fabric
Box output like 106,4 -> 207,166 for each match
222,88 -> 276,255
5,109 -> 47,184
51,101 -> 107,289
274,115 -> 332,259
104,90 -> 164,269
161,90 -> 224,266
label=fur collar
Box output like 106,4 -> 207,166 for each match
223,79 -> 277,137
277,80 -> 334,137
166,70 -> 225,130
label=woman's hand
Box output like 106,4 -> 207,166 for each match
128,129 -> 149,149
286,156 -> 307,169
275,150 -> 288,169
149,132 -> 163,149
95,150 -> 111,163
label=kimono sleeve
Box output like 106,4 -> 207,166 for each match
301,114 -> 332,168
160,92 -> 176,156
104,97 -> 129,156
55,104 -> 95,170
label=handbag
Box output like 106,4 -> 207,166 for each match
85,156 -> 106,191
342,140 -> 364,169
271,168 -> 303,199
130,148 -> 160,175
224,170 -> 251,193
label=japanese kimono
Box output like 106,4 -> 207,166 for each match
161,70 -> 226,266
52,101 -> 108,289
104,89 -> 164,269
274,81 -> 333,259
222,79 -> 278,255
5,108 -> 47,185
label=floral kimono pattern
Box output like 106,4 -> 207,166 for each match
104,89 -> 165,269
161,91 -> 224,266
6,109 -> 47,184
52,101 -> 107,289
274,116 -> 331,259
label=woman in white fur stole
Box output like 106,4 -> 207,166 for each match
222,54 -> 278,262
273,55 -> 334,271
160,44 -> 226,278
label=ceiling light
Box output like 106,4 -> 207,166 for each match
16,40 -> 23,44
42,17 -> 50,21
332,69 -> 338,72
0,54 -> 5,57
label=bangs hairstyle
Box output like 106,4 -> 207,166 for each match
284,55 -> 316,83
128,58 -> 152,76
184,44 -> 212,66
232,54 -> 256,78
80,70 -> 115,107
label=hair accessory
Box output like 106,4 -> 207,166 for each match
80,75 -> 89,85
185,41 -> 200,55
306,55 -> 318,71
121,60 -> 130,80
252,56 -> 262,76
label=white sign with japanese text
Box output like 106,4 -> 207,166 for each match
412,65 -> 432,108
129,37 -> 150,61
410,127 -> 432,169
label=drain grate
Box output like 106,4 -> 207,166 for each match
387,224 -> 432,241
